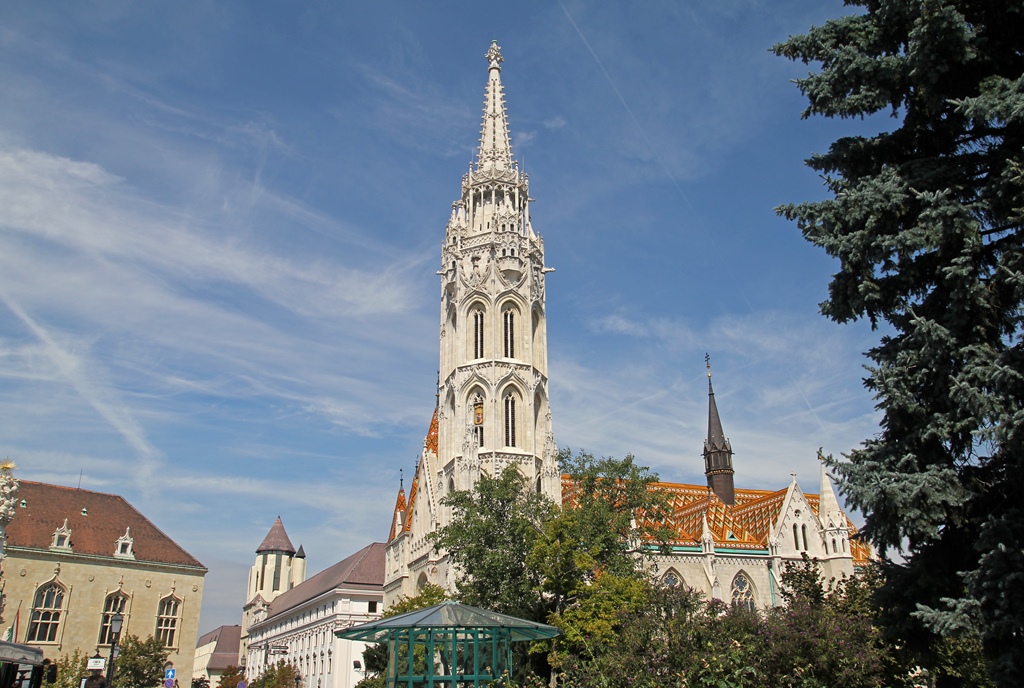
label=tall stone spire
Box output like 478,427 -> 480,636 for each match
703,355 -> 735,505
476,41 -> 514,173
385,42 -> 558,604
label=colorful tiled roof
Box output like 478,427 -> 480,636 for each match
561,476 -> 871,565
7,481 -> 205,569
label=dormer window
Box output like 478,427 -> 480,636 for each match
50,519 -> 72,552
114,528 -> 135,559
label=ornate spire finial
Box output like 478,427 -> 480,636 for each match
485,41 -> 503,70
399,468 -> 404,491
705,353 -> 712,391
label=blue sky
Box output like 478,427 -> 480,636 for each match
0,1 -> 884,633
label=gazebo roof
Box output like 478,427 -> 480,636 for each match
337,601 -> 560,642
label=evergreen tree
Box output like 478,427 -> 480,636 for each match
774,2 -> 1024,683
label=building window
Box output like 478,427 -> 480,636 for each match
801,524 -> 808,552
504,394 -> 516,447
28,583 -> 66,642
793,524 -> 799,550
155,596 -> 180,647
731,573 -> 756,612
472,310 -> 484,359
662,570 -> 680,587
98,592 -> 128,645
503,310 -> 515,358
368,601 -> 377,614
832,538 -> 838,553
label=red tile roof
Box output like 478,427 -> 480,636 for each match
8,481 -> 205,569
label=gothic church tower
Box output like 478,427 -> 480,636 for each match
384,42 -> 560,604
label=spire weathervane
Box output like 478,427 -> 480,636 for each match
485,40 -> 503,70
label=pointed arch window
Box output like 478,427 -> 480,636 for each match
793,524 -> 799,550
503,309 -> 515,358
155,596 -> 181,647
504,394 -> 517,447
661,570 -> 681,587
472,310 -> 485,359
801,524 -> 809,551
98,592 -> 128,645
28,583 -> 66,642
730,573 -> 756,612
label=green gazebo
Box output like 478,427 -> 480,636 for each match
337,601 -> 559,688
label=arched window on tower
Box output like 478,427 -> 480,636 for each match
793,523 -> 800,550
504,394 -> 517,447
28,582 -> 66,642
98,591 -> 128,645
801,524 -> 809,552
503,309 -> 515,358
731,573 -> 756,612
472,310 -> 485,359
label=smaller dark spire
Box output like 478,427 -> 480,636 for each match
295,544 -> 306,559
702,356 -> 735,506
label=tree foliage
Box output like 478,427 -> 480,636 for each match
49,650 -> 89,688
216,666 -> 243,688
561,562 -> 911,688
110,635 -> 169,688
429,464 -> 555,617
191,677 -> 210,688
774,2 -> 1024,683
250,661 -> 298,688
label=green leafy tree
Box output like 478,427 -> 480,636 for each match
529,450 -> 671,617
429,464 -> 555,618
774,2 -> 1024,683
216,666 -> 243,688
110,635 -> 169,688
191,677 -> 210,688
251,661 -> 298,688
50,650 -> 89,688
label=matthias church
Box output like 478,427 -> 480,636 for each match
383,41 -> 869,609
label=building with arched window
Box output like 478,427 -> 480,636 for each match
2,481 -> 206,681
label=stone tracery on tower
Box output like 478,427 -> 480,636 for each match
384,42 -> 559,604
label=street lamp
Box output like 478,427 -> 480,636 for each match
107,612 -> 124,682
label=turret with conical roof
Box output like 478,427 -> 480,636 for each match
256,516 -> 296,555
702,356 -> 735,505
239,517 -> 307,663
